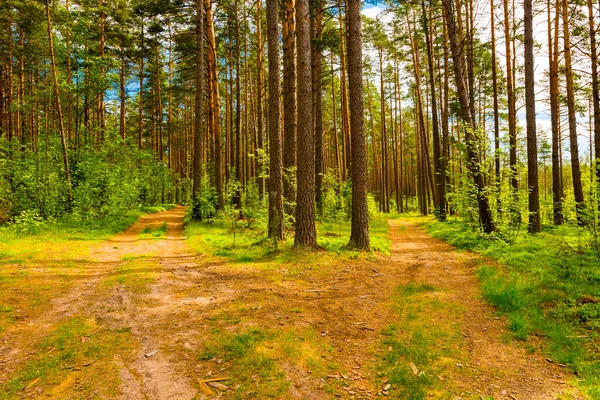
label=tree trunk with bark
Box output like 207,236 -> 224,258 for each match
524,0 -> 540,232
563,0 -> 585,224
46,0 -> 73,208
442,0 -> 495,233
294,0 -> 316,248
192,0 -> 205,218
282,0 -> 297,216
346,0 -> 370,251
266,0 -> 284,240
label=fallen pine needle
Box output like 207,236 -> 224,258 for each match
199,377 -> 231,383
24,377 -> 40,390
86,324 -> 105,338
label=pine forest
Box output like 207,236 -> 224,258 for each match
0,0 -> 600,398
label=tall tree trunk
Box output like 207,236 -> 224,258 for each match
138,18 -> 144,150
346,0 -> 369,250
378,48 -> 389,213
563,0 -> 585,224
192,0 -> 205,217
312,1 -> 324,214
331,53 -> 340,178
7,13 -> 13,142
442,0 -> 495,233
155,48 -> 164,162
294,0 -> 316,248
339,6 -> 351,179
282,0 -> 297,216
490,0 -> 501,214
98,4 -> 105,144
45,0 -> 72,208
588,0 -> 600,187
503,0 -> 518,206
524,0 -> 540,232
206,0 -> 223,209
256,0 -> 265,200
266,0 -> 284,240
233,0 -> 242,208
441,10 -> 450,218
120,36 -> 126,141
421,0 -> 445,220
549,0 -> 563,224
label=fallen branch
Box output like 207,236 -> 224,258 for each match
86,324 -> 105,338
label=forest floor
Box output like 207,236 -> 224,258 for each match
0,206 -> 586,399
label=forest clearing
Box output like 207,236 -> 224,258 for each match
0,206 -> 589,399
2,0 -> 600,397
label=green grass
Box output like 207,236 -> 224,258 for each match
0,204 -> 176,244
185,211 -> 390,268
138,222 -> 168,239
0,317 -> 134,399
198,326 -> 332,398
427,220 -> 600,398
375,282 -> 465,399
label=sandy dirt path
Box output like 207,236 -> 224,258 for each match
385,219 -> 582,399
0,211 -> 585,399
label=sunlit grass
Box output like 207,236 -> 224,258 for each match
0,317 -> 134,399
138,222 -> 168,239
374,282 -> 466,399
426,219 -> 600,398
197,326 -> 334,398
185,210 -> 390,269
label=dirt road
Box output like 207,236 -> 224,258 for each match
0,209 -> 583,399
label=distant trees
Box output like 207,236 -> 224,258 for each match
1,0 -> 599,238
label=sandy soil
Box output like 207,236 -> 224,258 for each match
0,208 -> 585,399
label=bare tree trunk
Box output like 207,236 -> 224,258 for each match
233,0 -> 242,208
503,0 -> 518,204
294,0 -> 316,248
339,6 -> 351,179
206,0 -> 223,209
312,1 -> 324,214
563,0 -> 585,224
442,0 -> 495,233
378,48 -> 389,213
421,0 -> 445,220
45,0 -> 72,208
138,17 -> 144,150
98,3 -> 105,144
192,0 -> 205,217
282,0 -> 297,216
120,37 -> 127,140
346,0 -> 369,250
256,0 -> 265,200
490,0 -> 501,214
588,0 -> 600,187
266,0 -> 284,240
524,0 -> 540,232
549,0 -> 563,224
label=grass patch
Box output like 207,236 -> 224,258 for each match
0,205 -> 175,264
427,220 -> 600,397
375,282 -> 465,399
138,222 -> 168,239
198,326 -> 331,398
185,211 -> 390,269
0,317 -> 134,399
